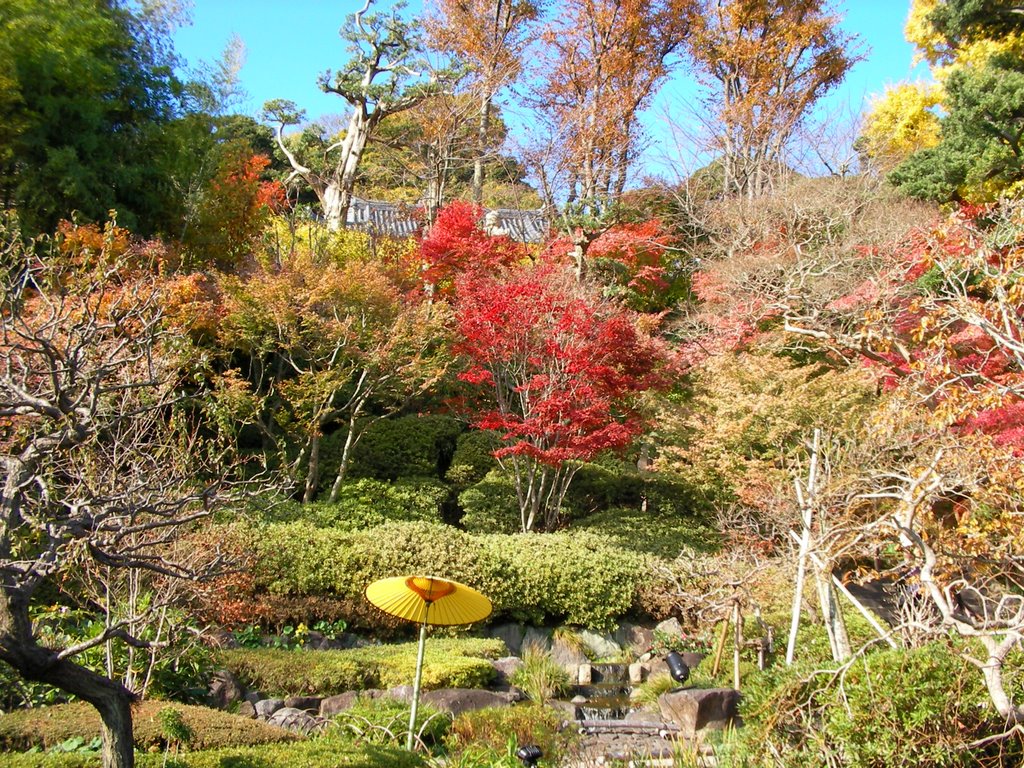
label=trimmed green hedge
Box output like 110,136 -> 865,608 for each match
253,479 -> 448,529
457,470 -> 518,533
0,701 -> 297,752
575,508 -> 720,558
231,521 -> 646,630
565,464 -> 709,518
456,461 -> 709,533
218,639 -> 504,696
319,415 -> 463,485
444,430 -> 499,489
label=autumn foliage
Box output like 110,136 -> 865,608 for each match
419,200 -> 525,293
183,148 -> 286,271
455,261 -> 672,531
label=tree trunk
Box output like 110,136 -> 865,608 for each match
473,91 -> 491,206
302,435 -> 320,503
97,694 -> 135,768
322,183 -> 345,232
336,113 -> 372,230
1,602 -> 138,768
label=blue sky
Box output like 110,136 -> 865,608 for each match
173,1 -> 927,180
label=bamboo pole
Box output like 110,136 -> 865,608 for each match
406,622 -> 428,750
789,531 -> 898,648
786,429 -> 820,665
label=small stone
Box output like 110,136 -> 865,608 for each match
578,663 -> 593,685
629,662 -> 645,684
254,698 -> 285,719
236,701 -> 256,719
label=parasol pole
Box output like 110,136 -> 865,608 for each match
406,606 -> 430,750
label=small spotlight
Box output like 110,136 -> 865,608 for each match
666,651 -> 690,684
516,744 -> 543,767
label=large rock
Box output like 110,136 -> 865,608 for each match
267,706 -> 322,734
578,629 -> 622,660
488,623 -> 526,655
551,636 -> 589,672
320,689 -> 391,717
655,617 -> 684,638
615,623 -> 654,656
208,669 -> 246,710
491,656 -> 524,686
419,688 -> 516,718
522,627 -> 552,653
658,688 -> 741,739
285,695 -> 323,712
320,692 -> 360,717
254,698 -> 285,720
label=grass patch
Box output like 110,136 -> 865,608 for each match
328,698 -> 449,748
444,705 -> 574,766
0,701 -> 297,753
219,637 -> 505,697
0,740 -> 427,768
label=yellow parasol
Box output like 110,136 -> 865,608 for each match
364,575 -> 492,750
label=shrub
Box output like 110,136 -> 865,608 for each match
217,521 -> 648,631
253,479 -> 448,529
565,462 -> 710,520
0,701 -> 297,752
824,643 -> 1016,768
479,530 -> 645,629
728,641 -> 1022,768
444,430 -> 499,489
320,414 -> 463,483
457,470 -> 519,533
218,639 -> 503,697
575,508 -> 720,558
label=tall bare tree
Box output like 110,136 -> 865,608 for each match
534,0 -> 691,279
686,0 -> 860,197
264,1 -> 440,230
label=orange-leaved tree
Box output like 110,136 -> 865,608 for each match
425,0 -> 539,204
686,0 -> 859,197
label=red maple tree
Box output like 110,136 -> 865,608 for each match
455,261 -> 672,531
419,200 -> 525,296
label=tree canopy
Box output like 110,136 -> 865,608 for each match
0,0 -> 190,235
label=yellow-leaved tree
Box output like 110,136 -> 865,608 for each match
859,82 -> 942,171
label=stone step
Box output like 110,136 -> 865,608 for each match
578,719 -> 681,736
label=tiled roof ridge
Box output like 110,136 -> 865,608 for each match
346,197 -> 549,243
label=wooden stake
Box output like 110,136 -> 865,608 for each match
732,601 -> 742,690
